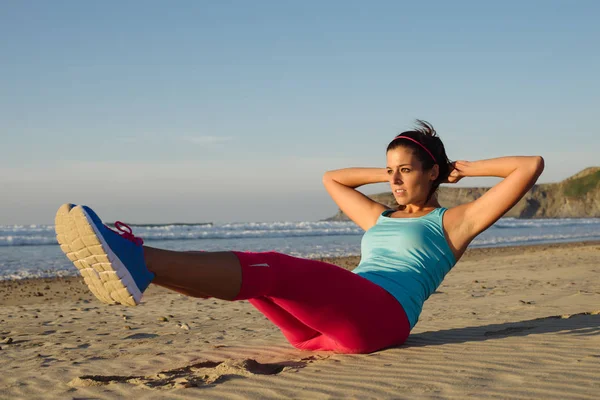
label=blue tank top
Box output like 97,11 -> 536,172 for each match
352,208 -> 456,329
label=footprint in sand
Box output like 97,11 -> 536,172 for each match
68,357 -> 324,389
123,333 -> 159,340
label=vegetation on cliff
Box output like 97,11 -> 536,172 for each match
563,169 -> 600,198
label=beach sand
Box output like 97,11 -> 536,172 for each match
1,241 -> 599,399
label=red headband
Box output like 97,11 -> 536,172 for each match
392,135 -> 437,163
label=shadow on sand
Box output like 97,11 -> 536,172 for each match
403,311 -> 600,348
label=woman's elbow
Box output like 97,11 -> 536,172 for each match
528,156 -> 545,179
533,156 -> 545,175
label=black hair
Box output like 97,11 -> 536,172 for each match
386,120 -> 451,201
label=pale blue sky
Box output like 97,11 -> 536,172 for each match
1,1 -> 598,224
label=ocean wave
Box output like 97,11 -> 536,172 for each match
0,236 -> 59,246
1,217 -> 599,280
0,268 -> 77,281
0,224 -> 365,247
492,218 -> 600,229
1,218 -> 598,247
473,231 -> 600,246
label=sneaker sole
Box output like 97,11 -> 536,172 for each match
55,204 -> 142,306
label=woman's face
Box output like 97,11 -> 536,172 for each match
386,146 -> 438,205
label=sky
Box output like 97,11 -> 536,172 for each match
1,0 -> 598,225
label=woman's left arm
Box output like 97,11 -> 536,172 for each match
447,156 -> 545,241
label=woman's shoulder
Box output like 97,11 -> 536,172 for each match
441,204 -> 475,260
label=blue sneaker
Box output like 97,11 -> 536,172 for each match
55,204 -> 154,306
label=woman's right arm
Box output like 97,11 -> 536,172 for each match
444,156 -> 544,255
322,168 -> 390,230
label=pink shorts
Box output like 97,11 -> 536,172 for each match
232,251 -> 410,354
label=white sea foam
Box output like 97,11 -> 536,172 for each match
0,269 -> 76,281
492,218 -> 599,229
0,235 -> 58,246
472,231 -> 600,247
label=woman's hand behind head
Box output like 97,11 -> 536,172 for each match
444,161 -> 469,184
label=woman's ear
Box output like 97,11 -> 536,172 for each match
430,164 -> 440,181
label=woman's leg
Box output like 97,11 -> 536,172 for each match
144,248 -> 325,345
143,248 -> 410,353
56,203 -> 407,353
249,297 -> 343,352
144,247 -> 242,300
231,251 -> 411,353
248,297 -> 322,344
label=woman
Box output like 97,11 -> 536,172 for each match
55,120 -> 544,354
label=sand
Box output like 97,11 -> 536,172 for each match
0,241 -> 599,399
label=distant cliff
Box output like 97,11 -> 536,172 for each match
325,167 -> 600,221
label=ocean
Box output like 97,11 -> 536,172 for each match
1,218 -> 599,280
